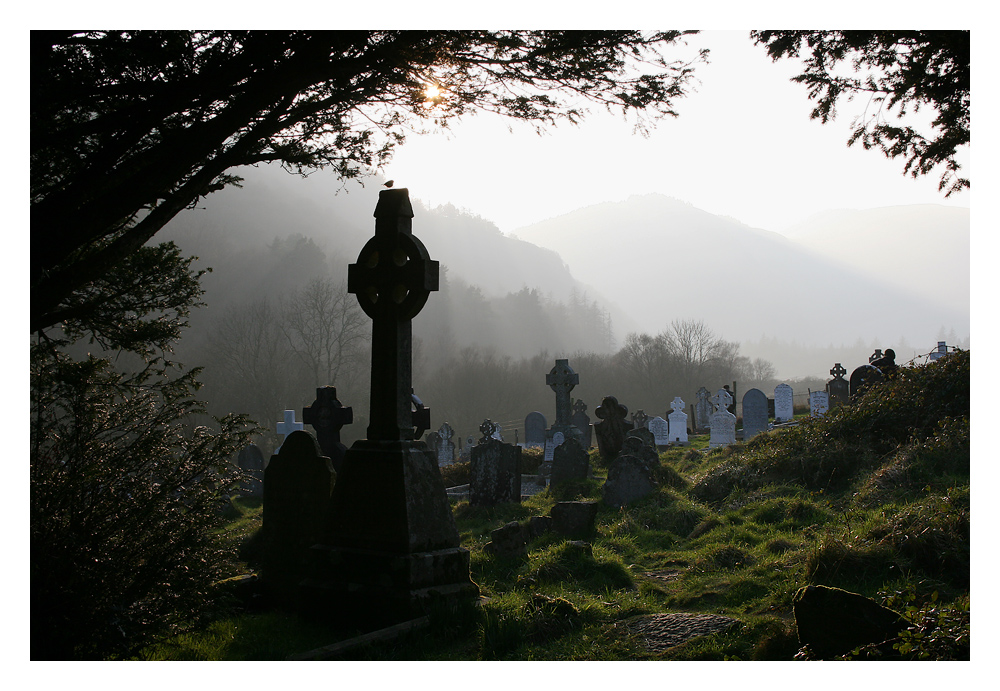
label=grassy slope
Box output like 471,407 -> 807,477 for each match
141,350 -> 970,660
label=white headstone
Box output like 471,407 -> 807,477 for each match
544,431 -> 565,462
774,383 -> 794,422
668,396 -> 688,444
492,424 -> 503,441
648,416 -> 670,446
709,391 -> 736,448
275,409 -> 304,452
809,391 -> 829,418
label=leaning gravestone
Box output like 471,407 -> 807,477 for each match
774,383 -> 794,422
741,388 -> 769,441
470,420 -> 522,506
648,416 -> 670,448
550,436 -> 589,487
709,389 -> 736,449
668,397 -> 688,444
826,363 -> 849,410
809,390 -> 830,417
302,188 -> 477,624
261,430 -> 335,602
237,444 -> 266,498
571,399 -> 593,447
850,364 -> 883,402
302,386 -> 353,473
602,454 -> 656,508
694,387 -> 712,432
594,395 -> 630,461
524,411 -> 547,448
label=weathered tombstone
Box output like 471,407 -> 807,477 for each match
425,430 -> 441,457
237,444 -> 265,498
709,389 -> 736,448
694,387 -> 712,431
544,430 -> 565,464
668,397 -> 688,444
546,359 -> 583,443
594,395 -> 630,461
524,411 -> 547,448
774,383 -> 794,422
550,436 -> 589,487
648,416 -> 670,448
620,435 -> 658,473
869,349 -> 883,364
571,399 -> 592,447
850,364 -> 884,401
302,386 -> 353,473
436,422 -> 456,465
470,420 -> 522,506
631,409 -> 650,430
929,341 -> 949,361
261,431 -> 335,601
302,188 -> 477,624
826,363 -> 849,410
741,388 -> 769,441
809,390 -> 830,417
602,454 -> 656,508
626,426 -> 656,452
275,409 -> 304,452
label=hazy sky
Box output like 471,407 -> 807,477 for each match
387,30 -> 971,237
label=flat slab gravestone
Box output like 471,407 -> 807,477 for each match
524,411 -> 547,448
809,391 -> 830,417
774,383 -> 794,422
648,416 -> 670,447
741,388 -> 769,441
550,436 -> 589,487
668,397 -> 688,444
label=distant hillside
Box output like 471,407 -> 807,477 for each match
782,204 -> 969,312
516,194 -> 969,354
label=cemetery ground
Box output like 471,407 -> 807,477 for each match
139,351 -> 969,661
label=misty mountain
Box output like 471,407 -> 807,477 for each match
516,194 -> 969,354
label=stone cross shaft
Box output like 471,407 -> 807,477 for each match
546,359 -> 579,427
348,189 -> 439,441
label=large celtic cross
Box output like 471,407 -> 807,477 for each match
348,189 -> 439,441
546,359 -> 579,427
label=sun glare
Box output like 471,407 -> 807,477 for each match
423,82 -> 446,108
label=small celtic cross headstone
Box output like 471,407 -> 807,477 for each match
830,363 -> 847,380
869,349 -> 883,364
348,189 -> 439,441
479,419 -> 500,444
302,386 -> 353,470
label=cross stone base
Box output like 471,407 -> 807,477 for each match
300,440 -> 479,624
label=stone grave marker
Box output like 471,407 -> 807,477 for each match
668,397 -> 688,444
546,359 -> 583,443
571,399 -> 592,447
550,436 -> 589,487
774,383 -> 794,422
621,435 -> 658,474
929,341 -> 949,361
302,188 -> 477,624
627,426 -> 656,452
809,390 -> 830,417
237,444 -> 265,498
850,365 -> 884,401
544,430 -> 565,463
261,430 -> 335,601
631,409 -> 650,430
594,395 -> 630,461
709,389 -> 736,448
436,422 -> 456,465
470,419 -> 522,506
524,411 -> 547,448
275,409 -> 304,453
826,363 -> 849,409
648,416 -> 670,448
602,454 -> 656,508
741,388 -> 768,441
302,386 -> 353,472
694,387 -> 712,431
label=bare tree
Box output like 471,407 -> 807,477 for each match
279,277 -> 370,392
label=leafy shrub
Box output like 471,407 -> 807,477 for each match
440,461 -> 471,487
